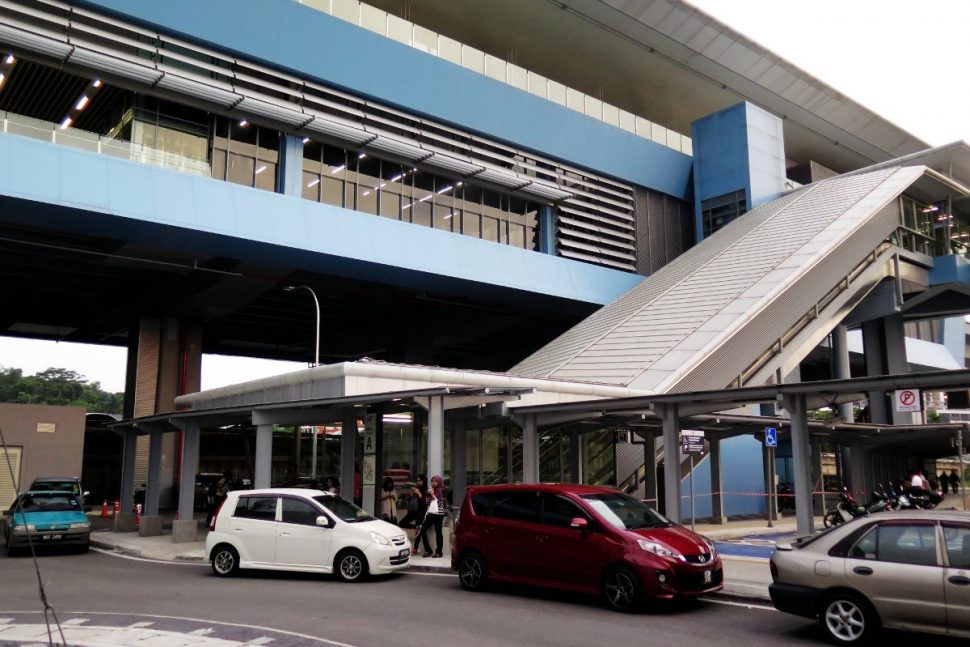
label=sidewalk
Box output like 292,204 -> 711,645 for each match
90,516 -> 786,603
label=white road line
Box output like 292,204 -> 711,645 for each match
705,598 -> 776,611
189,628 -> 215,636
127,621 -> 155,628
245,637 -> 275,645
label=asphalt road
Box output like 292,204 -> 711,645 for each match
1,548 -> 964,647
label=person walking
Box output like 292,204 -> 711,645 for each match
951,469 -> 962,493
415,474 -> 447,558
213,470 -> 232,516
940,472 -> 950,495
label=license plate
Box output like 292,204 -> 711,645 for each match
41,534 -> 63,541
399,549 -> 410,558
703,570 -> 712,584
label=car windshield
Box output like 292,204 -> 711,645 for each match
15,493 -> 81,513
312,495 -> 374,523
581,492 -> 671,530
31,481 -> 80,496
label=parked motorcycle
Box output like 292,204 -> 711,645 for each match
823,487 -> 868,528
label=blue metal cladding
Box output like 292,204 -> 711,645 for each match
0,133 -> 642,305
72,0 -> 693,199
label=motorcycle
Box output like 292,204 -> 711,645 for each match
823,487 -> 868,528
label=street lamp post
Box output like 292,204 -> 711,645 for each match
284,285 -> 321,367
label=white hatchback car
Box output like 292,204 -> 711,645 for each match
205,488 -> 410,581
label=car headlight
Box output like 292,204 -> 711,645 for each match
369,531 -> 391,546
700,534 -> 717,557
70,522 -> 90,529
637,538 -> 682,560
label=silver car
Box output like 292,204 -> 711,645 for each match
769,510 -> 970,644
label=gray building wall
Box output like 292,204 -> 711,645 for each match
0,403 -> 86,505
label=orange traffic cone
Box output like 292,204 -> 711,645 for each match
135,503 -> 142,527
113,500 -> 120,517
100,499 -> 109,518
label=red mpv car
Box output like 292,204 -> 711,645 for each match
451,483 -> 722,611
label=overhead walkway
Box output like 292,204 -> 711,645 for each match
513,165 -> 934,393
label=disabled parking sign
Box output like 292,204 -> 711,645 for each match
764,427 -> 777,447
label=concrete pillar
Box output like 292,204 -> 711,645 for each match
427,396 -> 445,483
278,134 -> 305,197
522,414 -> 539,483
862,319 -> 890,424
883,315 -> 919,425
173,420 -> 200,542
254,424 -> 273,489
568,428 -> 581,483
658,404 -> 682,523
848,440 -> 867,498
784,394 -> 814,534
832,324 -> 855,422
810,437 -> 823,515
139,423 -> 164,536
709,436 -> 726,523
639,430 -> 658,507
450,420 -> 466,514
114,429 -> 139,532
341,409 -> 358,502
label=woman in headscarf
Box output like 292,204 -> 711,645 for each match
414,474 -> 447,558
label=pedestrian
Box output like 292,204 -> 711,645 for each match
380,476 -> 397,524
353,463 -> 362,505
399,475 -> 427,547
204,478 -> 218,526
940,472 -> 950,495
951,469 -> 962,493
324,476 -> 338,494
415,474 -> 447,558
214,469 -> 232,513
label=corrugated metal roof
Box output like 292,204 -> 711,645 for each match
513,165 -> 928,392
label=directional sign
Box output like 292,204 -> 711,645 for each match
895,389 -> 921,412
681,429 -> 705,454
764,427 -> 777,447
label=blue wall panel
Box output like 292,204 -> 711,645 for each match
721,435 -> 767,516
0,133 -> 641,305
75,0 -> 692,199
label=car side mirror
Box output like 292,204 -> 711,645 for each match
315,515 -> 330,528
570,517 -> 589,530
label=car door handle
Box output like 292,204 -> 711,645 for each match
853,566 -> 873,576
949,575 -> 970,586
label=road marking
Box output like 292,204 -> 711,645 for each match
62,618 -> 89,625
246,638 -> 275,645
189,628 -> 215,636
705,598 -> 776,611
91,546 -> 207,566
127,621 -> 155,628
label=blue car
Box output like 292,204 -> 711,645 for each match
3,490 -> 91,555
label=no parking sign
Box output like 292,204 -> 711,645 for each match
895,388 -> 921,412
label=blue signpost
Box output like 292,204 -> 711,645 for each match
765,427 -> 777,447
764,427 -> 777,527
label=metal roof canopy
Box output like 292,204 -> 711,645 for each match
109,385 -> 534,433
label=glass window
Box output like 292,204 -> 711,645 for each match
234,496 -> 277,521
254,159 -> 275,191
312,494 -> 374,523
851,523 -> 938,566
281,498 -> 322,526
462,212 -> 481,238
322,177 -> 343,207
541,494 -> 587,528
482,217 -> 499,242
356,155 -> 381,215
470,492 -> 492,516
943,524 -> 970,569
227,153 -> 255,187
509,223 -> 525,248
492,490 -> 538,523
303,171 -> 321,201
580,492 -> 670,530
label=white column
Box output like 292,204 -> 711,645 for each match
427,396 -> 445,481
255,424 -> 273,489
341,409 -> 357,501
522,414 -> 539,483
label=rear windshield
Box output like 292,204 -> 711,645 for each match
31,481 -> 80,496
16,493 -> 81,512
312,495 -> 374,523
580,492 -> 671,530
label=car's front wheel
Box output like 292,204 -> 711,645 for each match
457,552 -> 488,591
211,545 -> 240,577
335,549 -> 368,582
819,592 -> 877,645
602,566 -> 642,612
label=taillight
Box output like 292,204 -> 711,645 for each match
209,500 -> 225,531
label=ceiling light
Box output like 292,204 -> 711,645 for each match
92,79 -> 102,88
59,116 -> 73,129
456,181 -> 463,186
437,185 -> 453,194
921,206 -> 939,213
4,54 -> 13,64
255,165 -> 267,175
358,153 -> 366,159
389,174 -> 402,182
402,203 -> 412,210
75,96 -> 89,111
331,164 -> 345,174
419,194 -> 432,202
307,178 -> 320,188
0,73 -> 5,87
302,137 -> 310,144
362,190 -> 371,196
238,119 -> 248,127
443,212 -> 454,219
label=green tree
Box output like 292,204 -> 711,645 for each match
0,366 -> 123,414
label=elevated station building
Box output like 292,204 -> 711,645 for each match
1,0 -> 968,533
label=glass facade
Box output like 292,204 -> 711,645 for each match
701,189 -> 747,237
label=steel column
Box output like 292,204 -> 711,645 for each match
658,404 -> 682,523
784,394 -> 814,534
254,424 -> 273,489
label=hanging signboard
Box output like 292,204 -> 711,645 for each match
895,389 -> 921,412
681,429 -> 705,454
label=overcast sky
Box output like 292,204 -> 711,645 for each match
1,1 -> 966,393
